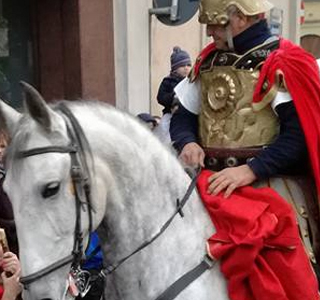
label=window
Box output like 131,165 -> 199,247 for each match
0,0 -> 33,108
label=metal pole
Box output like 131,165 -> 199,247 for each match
149,0 -> 180,22
149,7 -> 171,16
170,0 -> 179,21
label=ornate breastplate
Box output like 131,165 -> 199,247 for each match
199,39 -> 280,148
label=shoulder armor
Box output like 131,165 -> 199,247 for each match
199,37 -> 280,73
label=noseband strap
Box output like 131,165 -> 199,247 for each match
20,255 -> 74,285
18,145 -> 77,158
19,103 -> 93,287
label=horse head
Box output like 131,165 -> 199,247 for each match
0,83 -> 95,300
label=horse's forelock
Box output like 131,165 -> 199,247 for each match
6,115 -> 31,157
5,111 -> 67,174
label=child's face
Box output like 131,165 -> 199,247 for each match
0,244 -> 3,274
175,65 -> 191,78
147,121 -> 157,131
0,138 -> 7,163
0,244 -> 3,261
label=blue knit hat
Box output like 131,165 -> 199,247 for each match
170,46 -> 191,71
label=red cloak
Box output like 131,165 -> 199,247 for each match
196,38 -> 320,300
190,43 -> 216,81
198,170 -> 319,300
253,38 -> 320,197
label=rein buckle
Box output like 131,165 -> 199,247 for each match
69,266 -> 92,298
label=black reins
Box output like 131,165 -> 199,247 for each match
99,166 -> 217,300
102,167 -> 202,275
19,103 -> 94,286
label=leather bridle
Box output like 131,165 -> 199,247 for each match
18,103 -> 93,287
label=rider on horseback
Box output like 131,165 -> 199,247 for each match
170,0 -> 320,299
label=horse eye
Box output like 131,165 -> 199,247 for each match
42,181 -> 60,198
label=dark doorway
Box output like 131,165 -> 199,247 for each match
301,34 -> 320,59
1,0 -> 34,108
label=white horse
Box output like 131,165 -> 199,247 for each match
0,83 -> 229,300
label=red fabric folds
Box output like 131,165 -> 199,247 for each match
0,286 -> 3,299
191,43 -> 216,80
197,169 -> 319,300
253,38 -> 320,198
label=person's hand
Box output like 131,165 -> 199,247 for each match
1,252 -> 20,275
207,164 -> 257,198
1,268 -> 22,300
179,142 -> 205,168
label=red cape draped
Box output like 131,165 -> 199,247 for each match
190,43 -> 216,81
195,39 -> 320,299
253,38 -> 320,198
0,285 -> 3,299
198,170 -> 319,300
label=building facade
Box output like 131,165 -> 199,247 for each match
1,0 -> 115,108
301,0 -> 320,58
1,0 -> 313,115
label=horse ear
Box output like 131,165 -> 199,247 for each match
0,100 -> 21,137
20,81 -> 53,130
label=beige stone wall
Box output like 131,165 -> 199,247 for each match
301,2 -> 320,36
113,0 -> 151,113
268,0 -> 300,43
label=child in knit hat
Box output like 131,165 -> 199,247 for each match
155,46 -> 192,145
157,46 -> 192,115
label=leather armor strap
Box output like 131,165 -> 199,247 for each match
281,177 -> 317,264
204,147 -> 262,171
155,255 -> 215,300
200,38 -> 280,72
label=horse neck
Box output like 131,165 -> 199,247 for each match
94,126 -> 193,256
75,105 -> 213,262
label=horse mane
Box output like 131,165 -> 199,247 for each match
5,111 -> 68,174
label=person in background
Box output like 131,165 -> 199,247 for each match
152,115 -> 161,127
0,131 -> 7,164
0,131 -> 18,256
0,242 -> 22,300
155,47 -> 192,145
136,113 -> 158,131
157,46 -> 192,114
0,131 -> 21,300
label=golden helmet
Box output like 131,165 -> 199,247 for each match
199,0 -> 274,25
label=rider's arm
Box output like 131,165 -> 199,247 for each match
170,104 -> 198,153
170,78 -> 201,153
247,100 -> 308,179
157,78 -> 176,113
